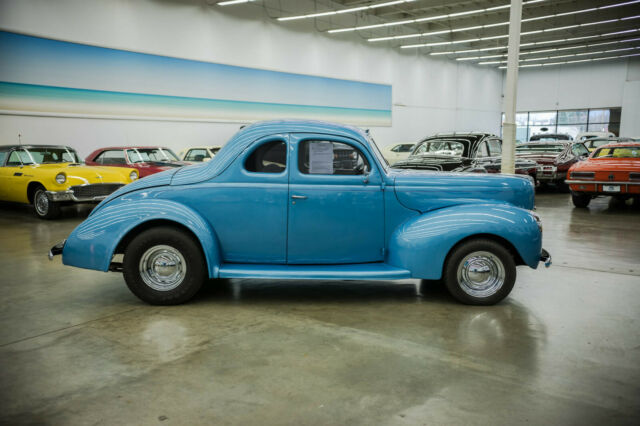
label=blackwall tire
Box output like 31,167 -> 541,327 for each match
443,239 -> 516,306
123,226 -> 206,305
571,191 -> 591,208
33,188 -> 61,220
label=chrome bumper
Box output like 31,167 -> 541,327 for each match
540,248 -> 552,268
48,239 -> 66,261
45,190 -> 109,203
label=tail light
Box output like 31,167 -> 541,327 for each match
571,171 -> 595,179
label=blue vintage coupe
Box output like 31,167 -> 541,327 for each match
50,120 -> 550,305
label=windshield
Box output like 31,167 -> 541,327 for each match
17,147 -> 80,164
126,148 -> 179,163
593,146 -> 640,159
516,144 -> 565,153
412,139 -> 466,157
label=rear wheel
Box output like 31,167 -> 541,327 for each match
123,226 -> 206,305
443,239 -> 516,305
33,187 -> 61,219
571,191 -> 591,208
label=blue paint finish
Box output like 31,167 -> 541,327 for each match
387,204 -> 542,279
63,195 -> 222,277
60,119 -> 545,282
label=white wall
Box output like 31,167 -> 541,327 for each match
0,0 -> 504,157
513,58 -> 640,137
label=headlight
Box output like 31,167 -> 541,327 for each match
130,171 -> 138,181
55,173 -> 66,184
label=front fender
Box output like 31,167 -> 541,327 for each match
387,204 -> 542,280
62,195 -> 221,278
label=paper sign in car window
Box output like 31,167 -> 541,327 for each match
309,142 -> 334,174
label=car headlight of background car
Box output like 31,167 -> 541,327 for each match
129,171 -> 138,181
55,173 -> 66,184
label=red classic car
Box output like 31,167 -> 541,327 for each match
85,147 -> 190,178
565,142 -> 640,208
515,141 -> 590,191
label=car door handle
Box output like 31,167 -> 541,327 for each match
291,195 -> 308,200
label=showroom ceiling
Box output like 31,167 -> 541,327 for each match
216,0 -> 640,68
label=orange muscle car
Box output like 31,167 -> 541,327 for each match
565,142 -> 640,208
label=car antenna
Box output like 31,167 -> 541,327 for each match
18,133 -> 22,145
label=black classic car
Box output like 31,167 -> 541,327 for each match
515,141 -> 590,190
392,133 -> 538,179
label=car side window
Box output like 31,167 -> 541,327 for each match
399,144 -> 414,152
488,139 -> 502,156
245,140 -> 287,173
96,150 -> 127,165
6,150 -> 31,166
477,141 -> 490,158
0,149 -> 7,166
299,140 -> 370,175
185,149 -> 210,162
572,143 -> 589,156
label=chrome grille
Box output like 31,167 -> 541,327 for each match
70,184 -> 123,199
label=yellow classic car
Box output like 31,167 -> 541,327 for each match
0,144 -> 138,219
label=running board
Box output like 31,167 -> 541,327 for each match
218,263 -> 412,280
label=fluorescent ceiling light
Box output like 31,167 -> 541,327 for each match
371,1 -> 639,43
455,37 -> 640,61
497,53 -> 640,68
402,15 -> 640,48
430,29 -> 640,55
218,0 -> 255,5
326,0 -> 544,34
480,46 -> 639,64
277,0 -> 415,22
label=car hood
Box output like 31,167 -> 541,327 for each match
515,153 -> 560,164
390,169 -> 535,211
31,163 -> 132,184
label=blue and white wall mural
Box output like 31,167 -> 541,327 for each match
0,31 -> 392,126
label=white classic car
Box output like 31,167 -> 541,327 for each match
180,146 -> 222,162
382,143 -> 415,165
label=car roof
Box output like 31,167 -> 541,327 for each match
93,146 -> 172,150
0,144 -> 75,149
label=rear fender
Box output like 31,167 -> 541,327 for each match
387,204 -> 542,279
62,195 -> 221,277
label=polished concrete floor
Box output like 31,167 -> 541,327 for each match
1,193 -> 639,425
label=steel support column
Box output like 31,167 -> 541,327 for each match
501,0 -> 523,175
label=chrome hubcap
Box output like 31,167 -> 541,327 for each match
139,245 -> 186,291
35,191 -> 49,215
457,251 -> 505,298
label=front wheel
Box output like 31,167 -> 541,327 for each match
123,227 -> 206,305
443,239 -> 516,305
571,191 -> 591,208
33,188 -> 61,219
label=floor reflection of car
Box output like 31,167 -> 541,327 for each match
85,146 -> 190,178
583,137 -> 634,152
180,146 -> 221,162
515,141 -> 589,191
392,133 -> 537,180
566,142 -> 640,208
0,145 -> 137,219
528,133 -> 572,142
382,143 -> 415,165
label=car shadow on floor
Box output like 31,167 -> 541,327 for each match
194,278 -> 457,306
0,201 -> 94,221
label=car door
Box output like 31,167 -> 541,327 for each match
287,134 -> 384,264
0,149 -> 32,202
